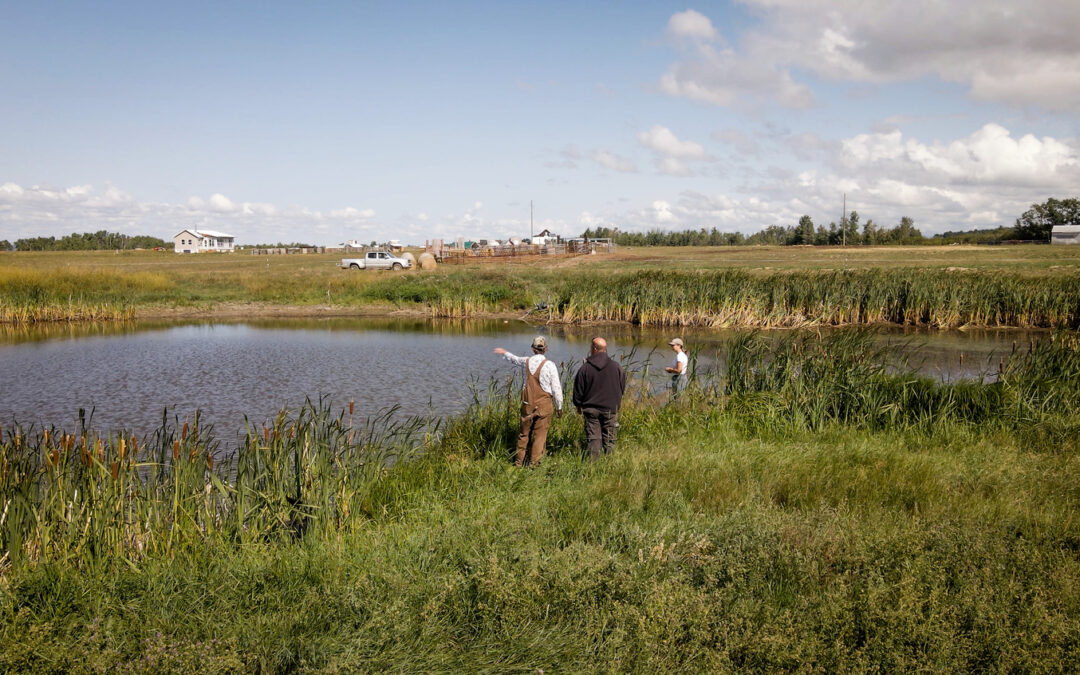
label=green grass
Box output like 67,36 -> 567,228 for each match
2,247 -> 1080,328
2,331 -> 1079,671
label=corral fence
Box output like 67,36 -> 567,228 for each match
426,238 -> 614,264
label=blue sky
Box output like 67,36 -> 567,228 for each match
2,1 -> 1078,244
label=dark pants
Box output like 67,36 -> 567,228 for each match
581,407 -> 618,459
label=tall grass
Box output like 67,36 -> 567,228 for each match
0,267 -> 167,322
550,269 -> 1080,329
4,254 -> 1078,328
0,399 -> 435,566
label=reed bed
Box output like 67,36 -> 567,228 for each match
548,269 -> 1080,329
0,267 -> 167,323
0,399 -> 435,566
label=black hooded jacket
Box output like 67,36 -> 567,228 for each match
572,351 -> 627,413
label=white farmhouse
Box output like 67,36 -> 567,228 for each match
174,229 -> 236,253
1051,225 -> 1080,245
530,228 -> 560,246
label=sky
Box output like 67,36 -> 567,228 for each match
1,0 -> 1078,245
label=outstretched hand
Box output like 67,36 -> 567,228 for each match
493,347 -> 507,355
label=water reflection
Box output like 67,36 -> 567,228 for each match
0,317 -> 1048,439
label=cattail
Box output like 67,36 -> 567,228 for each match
172,440 -> 181,461
14,434 -> 20,450
263,427 -> 270,444
95,438 -> 104,462
349,400 -> 355,416
182,421 -> 189,440
189,445 -> 198,461
43,429 -> 50,445
110,461 -> 119,481
207,453 -> 214,471
131,435 -> 138,455
118,438 -> 126,460
50,448 -> 59,467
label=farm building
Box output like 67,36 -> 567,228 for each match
1050,225 -> 1080,245
174,229 -> 236,253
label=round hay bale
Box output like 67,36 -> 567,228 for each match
401,252 -> 416,266
417,252 -> 437,270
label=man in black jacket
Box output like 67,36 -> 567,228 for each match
572,337 -> 627,460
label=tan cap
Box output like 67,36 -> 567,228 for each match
531,336 -> 547,350
668,338 -> 684,347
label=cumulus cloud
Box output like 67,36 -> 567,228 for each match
665,9 -> 717,42
576,122 -> 1079,235
637,125 -> 709,176
590,149 -> 638,173
659,2 -> 1080,111
0,183 -> 382,245
839,123 -> 1079,189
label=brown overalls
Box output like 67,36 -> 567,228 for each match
516,356 -> 554,466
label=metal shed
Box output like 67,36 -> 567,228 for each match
1051,225 -> 1080,244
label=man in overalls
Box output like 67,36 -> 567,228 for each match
494,336 -> 564,466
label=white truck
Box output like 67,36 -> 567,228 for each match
339,250 -> 412,271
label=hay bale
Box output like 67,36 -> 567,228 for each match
417,252 -> 437,270
401,252 -> 416,266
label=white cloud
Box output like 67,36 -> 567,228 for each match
328,207 -> 376,219
659,2 -> 1080,111
665,9 -> 717,42
636,125 -> 709,176
839,123 -> 1079,189
208,193 -> 235,212
590,149 -> 638,173
637,125 -> 706,159
575,121 -> 1078,235
0,183 -> 383,245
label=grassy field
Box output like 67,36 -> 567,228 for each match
2,245 -> 1080,328
2,331 -> 1078,671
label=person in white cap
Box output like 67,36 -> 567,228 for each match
494,336 -> 563,466
665,337 -> 688,395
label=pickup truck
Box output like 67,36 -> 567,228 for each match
339,250 -> 412,270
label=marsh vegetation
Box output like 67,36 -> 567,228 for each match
2,330 -> 1078,671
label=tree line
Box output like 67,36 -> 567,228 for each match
3,231 -> 169,252
581,197 -> 1079,247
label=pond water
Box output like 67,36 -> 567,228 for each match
0,317 -> 1041,439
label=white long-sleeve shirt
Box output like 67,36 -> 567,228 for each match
501,352 -> 563,410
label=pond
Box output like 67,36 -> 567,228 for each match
0,317 -> 1041,439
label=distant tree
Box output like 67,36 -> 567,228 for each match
844,211 -> 860,245
1014,197 -> 1080,241
862,218 -> 878,245
827,222 -> 841,245
814,225 -> 829,246
12,231 -> 165,251
793,215 -> 815,245
0,240 -> 10,251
